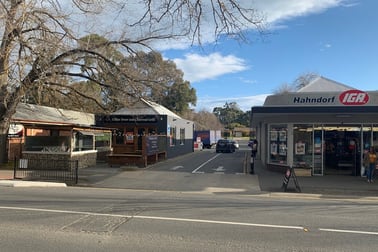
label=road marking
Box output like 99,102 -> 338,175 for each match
4,205 -> 377,235
171,166 -> 184,170
192,154 -> 220,174
213,166 -> 225,172
319,228 -> 378,236
0,206 -> 303,231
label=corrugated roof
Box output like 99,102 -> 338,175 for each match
297,76 -> 355,92
12,103 -> 95,126
112,98 -> 182,119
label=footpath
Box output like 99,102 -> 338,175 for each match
1,159 -> 378,200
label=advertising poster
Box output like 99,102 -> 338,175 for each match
295,142 -> 305,155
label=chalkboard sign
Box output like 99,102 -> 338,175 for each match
146,136 -> 159,155
281,167 -> 301,192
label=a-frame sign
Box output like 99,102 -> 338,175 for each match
281,167 -> 301,193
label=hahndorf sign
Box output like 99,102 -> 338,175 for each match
293,96 -> 336,104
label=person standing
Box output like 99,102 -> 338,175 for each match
364,147 -> 377,183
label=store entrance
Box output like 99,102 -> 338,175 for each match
324,126 -> 361,176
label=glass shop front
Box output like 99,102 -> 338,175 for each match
268,124 -> 378,176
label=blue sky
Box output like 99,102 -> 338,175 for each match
159,0 -> 378,112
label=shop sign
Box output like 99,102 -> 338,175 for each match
293,96 -> 336,104
339,90 -> 369,105
8,123 -> 24,138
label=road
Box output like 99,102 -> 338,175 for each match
1,186 -> 378,252
80,141 -> 260,193
1,141 -> 378,251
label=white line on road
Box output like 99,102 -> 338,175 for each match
4,205 -> 377,235
319,228 -> 378,236
192,154 -> 220,174
171,166 -> 184,170
0,206 -> 303,231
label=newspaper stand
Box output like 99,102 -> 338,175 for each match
281,167 -> 301,193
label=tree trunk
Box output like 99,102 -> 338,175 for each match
0,120 -> 10,164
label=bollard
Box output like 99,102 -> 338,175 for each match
250,153 -> 255,174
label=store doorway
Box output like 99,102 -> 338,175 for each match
324,125 -> 361,176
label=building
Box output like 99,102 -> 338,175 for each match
8,103 -> 112,168
95,98 -> 194,166
251,76 -> 378,176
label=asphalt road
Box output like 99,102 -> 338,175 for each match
78,142 -> 261,193
1,186 -> 378,252
1,141 -> 377,251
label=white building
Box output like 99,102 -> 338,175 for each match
251,76 -> 378,176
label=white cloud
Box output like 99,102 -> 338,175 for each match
66,0 -> 348,51
195,94 -> 269,112
173,53 -> 248,83
254,0 -> 345,24
153,0 -> 347,50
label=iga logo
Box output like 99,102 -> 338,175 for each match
339,90 -> 369,105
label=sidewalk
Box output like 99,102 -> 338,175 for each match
254,159 -> 378,198
1,160 -> 378,198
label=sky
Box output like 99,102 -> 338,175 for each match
157,0 -> 378,112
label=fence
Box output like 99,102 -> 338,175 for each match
13,158 -> 79,185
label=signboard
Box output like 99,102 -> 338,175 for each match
281,167 -> 301,192
95,115 -> 159,125
146,136 -> 159,155
339,90 -> 369,105
8,124 -> 23,138
264,89 -> 373,107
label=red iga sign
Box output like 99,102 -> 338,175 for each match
339,90 -> 369,105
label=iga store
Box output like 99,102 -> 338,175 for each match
251,76 -> 378,176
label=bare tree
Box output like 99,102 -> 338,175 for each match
0,0 -> 265,163
273,82 -> 296,94
274,72 -> 319,94
293,72 -> 319,90
182,109 -> 223,130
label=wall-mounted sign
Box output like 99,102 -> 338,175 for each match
8,124 -> 24,138
339,90 -> 369,105
95,115 -> 158,125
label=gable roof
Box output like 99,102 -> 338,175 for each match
297,76 -> 355,92
112,98 -> 182,119
12,103 -> 95,126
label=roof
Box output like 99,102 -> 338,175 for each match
112,98 -> 182,119
12,103 -> 95,126
297,76 -> 355,92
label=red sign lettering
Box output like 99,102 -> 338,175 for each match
339,90 -> 369,105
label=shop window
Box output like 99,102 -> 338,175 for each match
114,128 -> 124,145
269,125 -> 287,165
95,132 -> 112,148
74,132 -> 94,151
293,125 -> 313,169
373,125 -> 378,151
25,136 -> 70,152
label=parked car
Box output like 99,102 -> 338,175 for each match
231,140 -> 239,149
216,139 -> 235,153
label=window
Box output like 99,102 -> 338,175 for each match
170,127 -> 176,146
180,128 -> 185,145
293,125 -> 313,169
95,132 -> 111,149
114,128 -> 124,145
74,132 -> 94,151
269,125 -> 287,165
